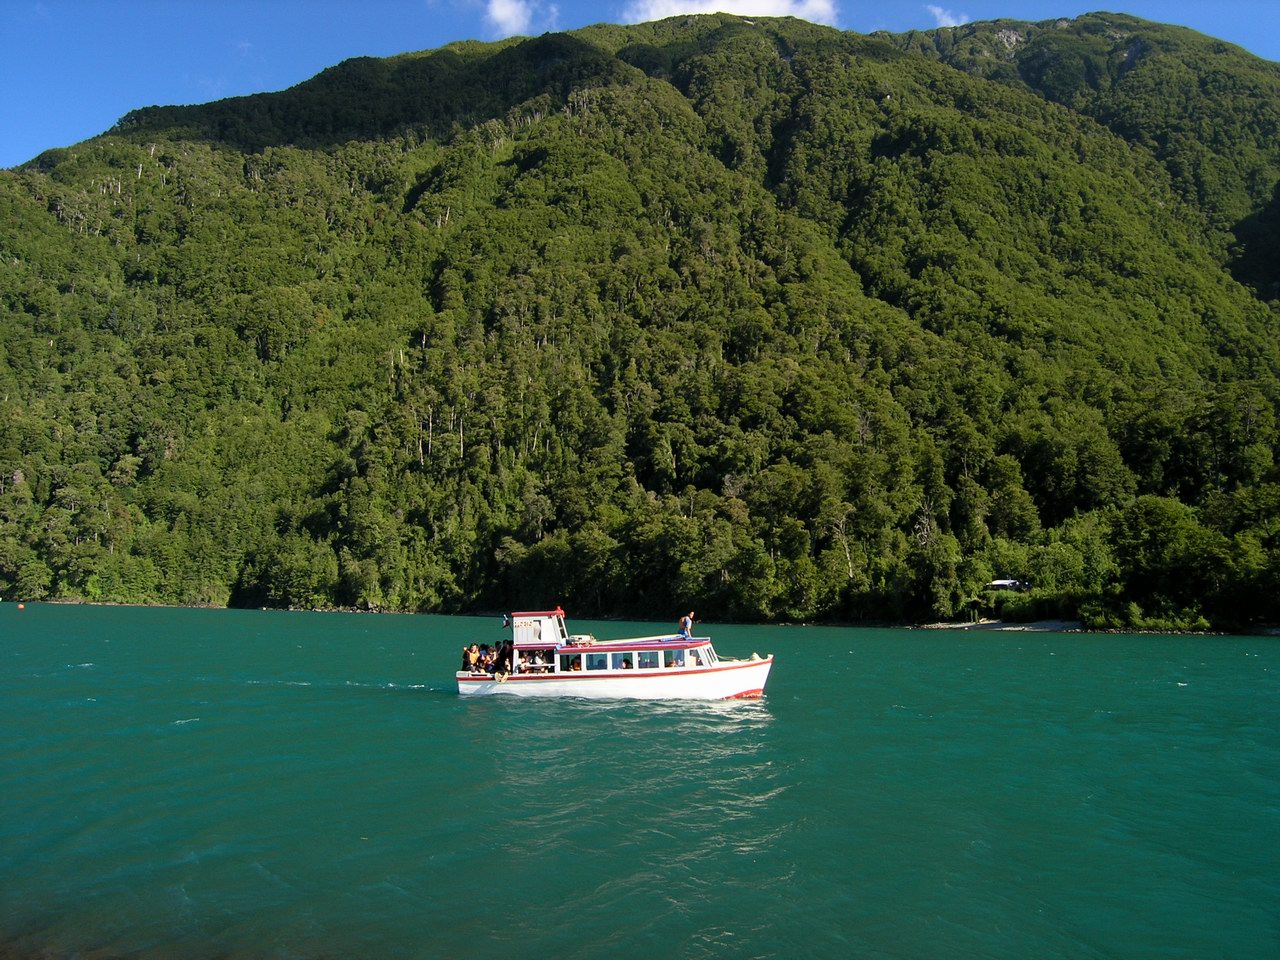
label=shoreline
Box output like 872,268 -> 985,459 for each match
11,600 -> 1280,636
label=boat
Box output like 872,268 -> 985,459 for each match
456,608 -> 773,700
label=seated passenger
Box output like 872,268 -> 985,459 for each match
678,610 -> 695,639
621,658 -> 633,669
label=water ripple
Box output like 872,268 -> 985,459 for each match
2,607 -> 1278,960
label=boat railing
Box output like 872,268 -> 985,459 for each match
559,634 -> 712,649
587,634 -> 672,646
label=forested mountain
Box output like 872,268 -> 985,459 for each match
3,13 -> 1278,629
878,12 -> 1280,291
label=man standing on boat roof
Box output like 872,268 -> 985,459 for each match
679,610 -> 695,639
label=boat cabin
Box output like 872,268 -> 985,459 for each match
498,608 -> 718,676
553,639 -> 719,674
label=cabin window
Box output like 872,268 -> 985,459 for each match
586,652 -> 608,671
664,649 -> 685,668
560,654 -> 583,672
518,649 -> 552,672
611,653 -> 634,670
688,648 -> 705,667
637,651 -> 659,669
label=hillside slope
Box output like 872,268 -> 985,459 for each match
3,14 -> 1278,628
878,11 -> 1280,292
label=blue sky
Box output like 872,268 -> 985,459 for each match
2,1 -> 1277,169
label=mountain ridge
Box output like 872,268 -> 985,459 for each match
3,13 -> 1278,629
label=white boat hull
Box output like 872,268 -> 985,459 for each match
456,656 -> 772,700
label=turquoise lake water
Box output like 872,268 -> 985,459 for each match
2,603 -> 1277,959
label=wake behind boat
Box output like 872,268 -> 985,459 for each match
456,608 -> 773,700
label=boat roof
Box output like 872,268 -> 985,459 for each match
507,609 -> 713,651
556,636 -> 711,652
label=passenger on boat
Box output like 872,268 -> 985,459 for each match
462,643 -> 481,673
569,656 -> 583,671
679,611 -> 695,639
620,658 -> 633,669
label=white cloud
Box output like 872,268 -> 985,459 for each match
925,4 -> 969,28
620,0 -> 838,28
486,0 -> 534,36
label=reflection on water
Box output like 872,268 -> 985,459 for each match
451,698 -> 785,874
430,704 -> 789,960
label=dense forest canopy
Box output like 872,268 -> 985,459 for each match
3,13 -> 1279,629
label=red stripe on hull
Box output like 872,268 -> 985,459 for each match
456,657 -> 771,685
